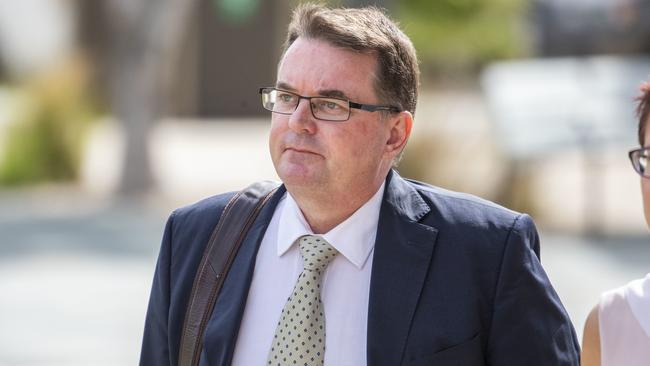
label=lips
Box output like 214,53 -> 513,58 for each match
285,147 -> 320,156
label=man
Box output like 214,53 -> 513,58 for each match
140,3 -> 580,366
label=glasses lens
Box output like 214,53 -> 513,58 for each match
630,149 -> 650,178
260,88 -> 351,121
639,151 -> 648,176
261,88 -> 273,111
262,89 -> 298,114
311,97 -> 350,121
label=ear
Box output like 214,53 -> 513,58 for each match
385,111 -> 413,158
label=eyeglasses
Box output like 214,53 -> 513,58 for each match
259,87 -> 401,122
629,147 -> 650,178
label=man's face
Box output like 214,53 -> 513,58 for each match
269,37 -> 396,196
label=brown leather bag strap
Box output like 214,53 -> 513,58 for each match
178,181 -> 280,366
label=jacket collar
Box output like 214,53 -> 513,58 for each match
382,169 -> 431,222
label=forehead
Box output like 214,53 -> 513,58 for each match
277,37 -> 378,101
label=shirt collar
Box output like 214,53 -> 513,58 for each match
277,182 -> 385,270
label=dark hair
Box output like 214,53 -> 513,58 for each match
637,82 -> 650,146
283,3 -> 419,115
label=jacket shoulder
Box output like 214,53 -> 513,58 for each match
404,178 -> 540,263
171,192 -> 237,229
407,179 -> 525,229
163,191 -> 239,265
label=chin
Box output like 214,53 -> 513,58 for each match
279,172 -> 323,188
276,163 -> 323,188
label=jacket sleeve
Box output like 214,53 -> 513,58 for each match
140,211 -> 175,366
486,214 -> 580,365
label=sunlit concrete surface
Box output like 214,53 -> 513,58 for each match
0,254 -> 153,366
0,187 -> 165,366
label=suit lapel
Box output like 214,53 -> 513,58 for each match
367,171 -> 439,366
201,185 -> 287,366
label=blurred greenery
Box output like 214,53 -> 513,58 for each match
0,56 -> 97,186
396,0 -> 527,78
215,0 -> 261,25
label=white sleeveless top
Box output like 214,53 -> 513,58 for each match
599,273 -> 650,366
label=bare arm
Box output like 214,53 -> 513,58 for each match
581,304 -> 601,366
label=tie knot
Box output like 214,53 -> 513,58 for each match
298,235 -> 338,272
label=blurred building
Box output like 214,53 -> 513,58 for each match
78,0 -> 290,118
478,0 -> 650,234
532,0 -> 650,56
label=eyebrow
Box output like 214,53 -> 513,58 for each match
275,82 -> 351,100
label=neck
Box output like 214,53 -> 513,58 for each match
288,176 -> 387,234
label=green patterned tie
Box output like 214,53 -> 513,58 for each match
267,235 -> 338,366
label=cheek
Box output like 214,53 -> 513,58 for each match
331,126 -> 368,156
268,121 -> 286,164
269,119 -> 286,146
354,120 -> 389,152
340,127 -> 386,161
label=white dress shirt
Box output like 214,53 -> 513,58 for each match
231,183 -> 385,366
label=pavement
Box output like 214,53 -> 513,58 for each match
0,187 -> 164,366
0,185 -> 649,366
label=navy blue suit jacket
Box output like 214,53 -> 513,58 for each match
140,170 -> 580,365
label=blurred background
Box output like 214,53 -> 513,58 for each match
0,0 -> 648,364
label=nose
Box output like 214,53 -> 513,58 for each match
287,98 -> 317,134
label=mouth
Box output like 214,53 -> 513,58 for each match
285,147 -> 320,156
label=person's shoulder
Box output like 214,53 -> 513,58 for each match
408,178 -> 516,212
405,178 -> 526,229
600,277 -> 642,308
600,274 -> 650,320
596,278 -> 640,335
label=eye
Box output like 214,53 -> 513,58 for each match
277,92 -> 295,103
316,98 -> 346,111
324,101 -> 339,110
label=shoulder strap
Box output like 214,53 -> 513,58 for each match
178,181 -> 280,366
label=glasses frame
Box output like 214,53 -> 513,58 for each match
259,87 -> 401,122
628,147 -> 650,178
